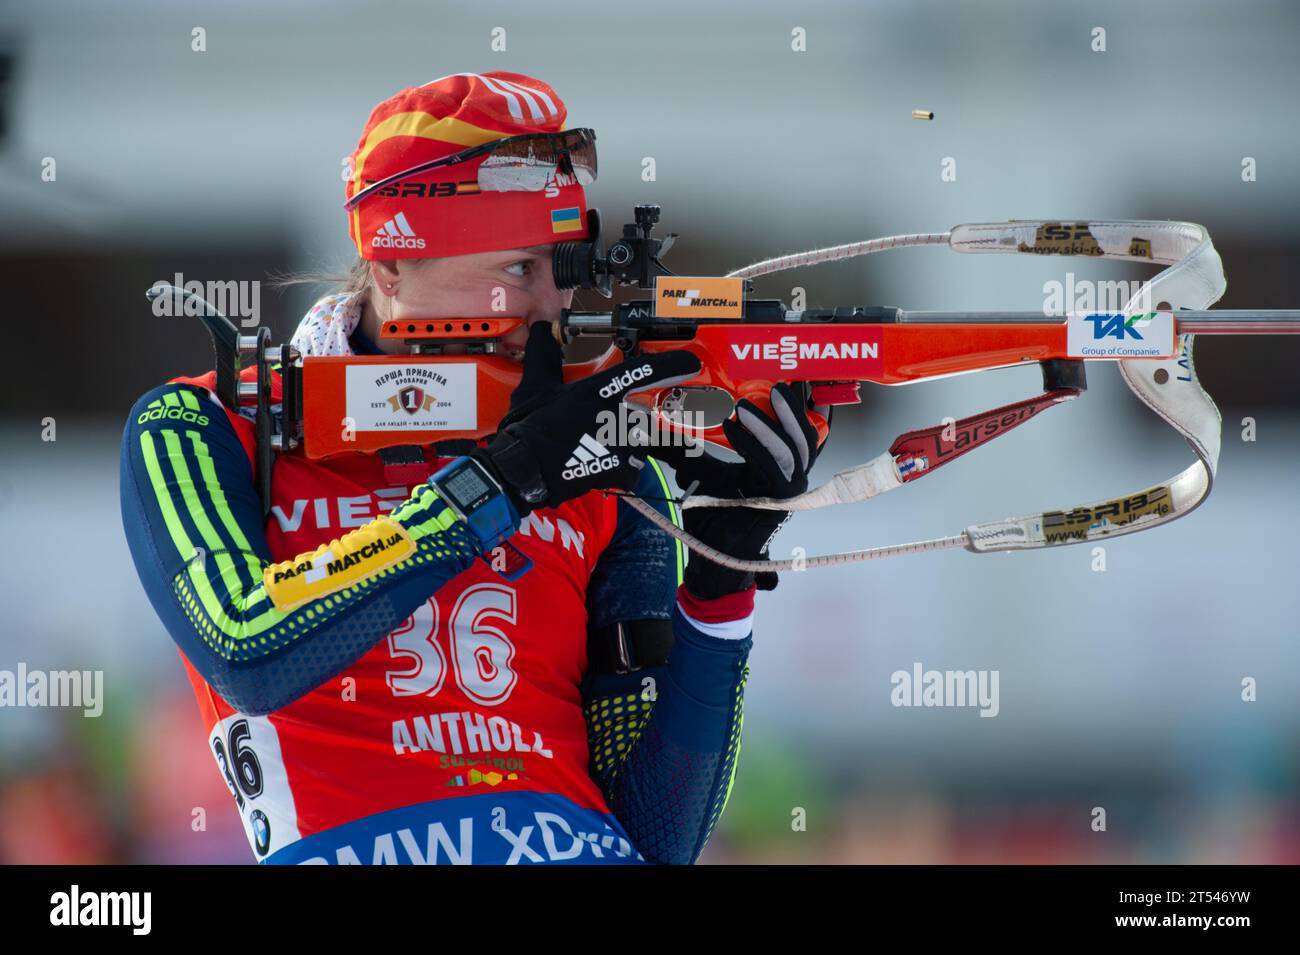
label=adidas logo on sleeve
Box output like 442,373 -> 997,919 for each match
136,393 -> 210,427
372,212 -> 426,250
561,433 -> 619,480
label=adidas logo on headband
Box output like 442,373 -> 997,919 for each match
372,212 -> 426,251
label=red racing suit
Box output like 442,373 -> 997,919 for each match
120,354 -> 755,865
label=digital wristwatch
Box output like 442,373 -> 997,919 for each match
427,456 -> 533,581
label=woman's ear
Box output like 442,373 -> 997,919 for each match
369,259 -> 401,293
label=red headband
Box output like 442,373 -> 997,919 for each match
344,71 -> 592,259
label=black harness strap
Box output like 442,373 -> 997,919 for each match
587,619 -> 675,676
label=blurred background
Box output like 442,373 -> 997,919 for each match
0,0 -> 1296,863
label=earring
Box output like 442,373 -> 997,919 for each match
385,283 -> 393,290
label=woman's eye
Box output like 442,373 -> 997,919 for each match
504,261 -> 531,277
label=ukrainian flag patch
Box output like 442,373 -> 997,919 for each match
550,206 -> 582,234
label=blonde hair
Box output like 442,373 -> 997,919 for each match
266,257 -> 374,304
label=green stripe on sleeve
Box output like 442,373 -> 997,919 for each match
154,431 -> 284,640
647,457 -> 684,586
161,429 -> 249,603
186,430 -> 268,609
139,430 -> 199,565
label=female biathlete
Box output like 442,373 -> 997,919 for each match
120,71 -> 822,865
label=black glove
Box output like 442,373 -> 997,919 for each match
498,321 -> 566,431
661,383 -> 823,599
474,324 -> 701,517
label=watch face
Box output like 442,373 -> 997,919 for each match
442,463 -> 492,510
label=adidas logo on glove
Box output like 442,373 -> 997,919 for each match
598,363 -> 655,399
562,433 -> 620,480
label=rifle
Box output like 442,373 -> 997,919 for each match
147,208 -> 1300,571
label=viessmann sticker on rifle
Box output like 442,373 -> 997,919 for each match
653,276 -> 745,319
345,363 -> 477,432
726,326 -> 885,376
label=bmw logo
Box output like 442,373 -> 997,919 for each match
251,809 -> 271,856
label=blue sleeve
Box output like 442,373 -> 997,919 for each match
582,459 -> 751,865
586,458 -> 682,628
120,382 -> 501,716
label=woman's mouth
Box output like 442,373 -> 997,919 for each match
498,323 -> 533,363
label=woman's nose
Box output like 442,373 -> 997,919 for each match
526,281 -> 574,324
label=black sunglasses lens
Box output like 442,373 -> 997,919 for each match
477,130 -> 596,191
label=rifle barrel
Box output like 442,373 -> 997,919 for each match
897,309 -> 1300,333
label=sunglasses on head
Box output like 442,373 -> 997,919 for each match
344,127 -> 597,211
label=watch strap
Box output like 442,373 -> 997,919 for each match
479,428 -> 549,509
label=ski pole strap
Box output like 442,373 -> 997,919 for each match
952,220 -> 1222,553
